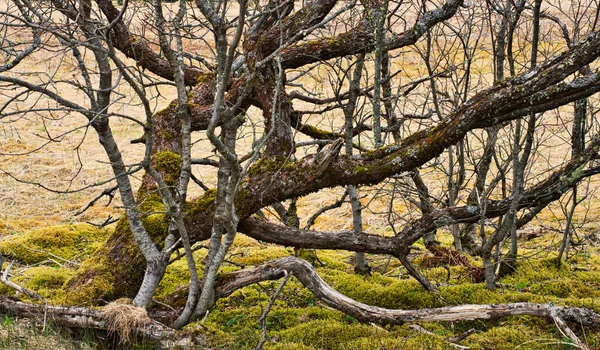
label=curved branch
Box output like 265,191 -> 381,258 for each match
236,137 -> 600,257
237,218 -> 403,256
94,0 -> 207,85
215,257 -> 600,326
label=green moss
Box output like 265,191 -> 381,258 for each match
276,320 -> 383,348
500,257 -> 574,288
155,101 -> 177,118
321,270 -> 437,310
0,266 -> 75,302
64,245 -> 121,304
246,157 -> 297,179
137,192 -> 164,213
185,188 -> 217,217
152,151 -> 182,185
0,224 -> 110,266
21,266 -> 74,290
232,246 -> 289,266
299,124 -> 336,139
388,333 -> 448,350
183,229 -> 600,348
63,217 -> 148,305
20,266 -> 75,301
154,253 -> 197,302
195,73 -> 214,85
352,165 -> 371,175
141,214 -> 169,246
440,283 -> 503,304
266,343 -> 315,350
466,323 -> 554,350
4,220 -> 600,349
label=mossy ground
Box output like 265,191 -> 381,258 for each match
0,224 -> 110,266
0,224 -> 600,349
170,234 -> 600,349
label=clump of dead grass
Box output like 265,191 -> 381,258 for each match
100,298 -> 150,344
420,246 -> 485,282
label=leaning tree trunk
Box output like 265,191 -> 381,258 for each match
64,79 -> 216,303
63,29 -> 600,303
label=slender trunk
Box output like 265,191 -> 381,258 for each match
558,98 -> 587,264
370,0 -> 388,148
344,54 -> 370,274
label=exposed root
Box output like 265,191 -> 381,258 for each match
101,298 -> 151,344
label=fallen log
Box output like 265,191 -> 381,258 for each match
0,297 -> 185,347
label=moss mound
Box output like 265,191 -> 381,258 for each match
0,224 -> 110,266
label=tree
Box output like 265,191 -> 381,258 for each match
2,0 -> 600,338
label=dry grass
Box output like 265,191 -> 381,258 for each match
100,298 -> 150,344
0,318 -> 96,350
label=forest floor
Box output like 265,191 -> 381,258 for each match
1,0 -> 600,348
0,220 -> 599,349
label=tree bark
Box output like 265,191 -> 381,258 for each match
67,19 -> 600,303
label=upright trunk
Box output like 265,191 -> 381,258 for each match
344,54 -> 370,274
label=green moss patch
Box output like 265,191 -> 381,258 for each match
151,151 -> 182,185
0,224 -> 110,266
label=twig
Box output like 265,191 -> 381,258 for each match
43,300 -> 48,332
256,271 -> 292,350
75,185 -> 118,216
304,189 -> 349,229
0,255 -> 42,300
550,308 -> 589,350
168,244 -> 208,264
408,324 -> 470,349
190,173 -> 209,191
446,328 -> 476,343
86,215 -> 119,229
15,244 -> 80,267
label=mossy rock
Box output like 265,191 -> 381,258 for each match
0,224 -> 110,266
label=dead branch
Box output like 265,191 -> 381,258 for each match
213,257 -> 600,327
0,255 -> 42,300
0,297 -> 179,345
408,324 -> 470,349
256,271 -> 292,350
549,308 -> 590,350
